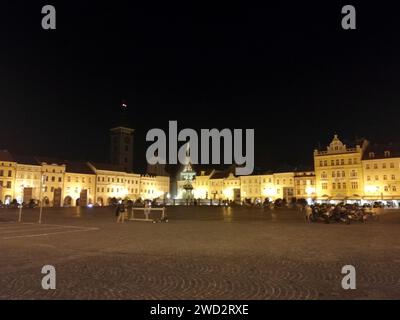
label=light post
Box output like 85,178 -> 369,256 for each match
18,184 -> 24,222
38,174 -> 46,224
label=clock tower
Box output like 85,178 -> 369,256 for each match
110,101 -> 134,172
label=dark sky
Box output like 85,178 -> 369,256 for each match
1,1 -> 400,172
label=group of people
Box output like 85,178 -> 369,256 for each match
115,201 -> 152,223
303,203 -> 379,223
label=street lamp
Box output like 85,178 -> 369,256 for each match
38,174 -> 46,224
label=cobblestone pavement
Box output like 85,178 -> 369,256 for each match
0,206 -> 400,299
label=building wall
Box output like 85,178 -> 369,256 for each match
40,163 -> 66,206
0,160 -> 17,203
64,172 -> 96,206
314,135 -> 364,201
14,164 -> 42,203
362,157 -> 400,200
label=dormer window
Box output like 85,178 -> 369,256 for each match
369,152 -> 375,159
384,151 -> 391,157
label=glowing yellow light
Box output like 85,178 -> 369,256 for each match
305,186 -> 315,195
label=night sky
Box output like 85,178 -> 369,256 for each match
1,1 -> 400,172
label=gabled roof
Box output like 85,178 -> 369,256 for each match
0,150 -> 15,162
65,161 -> 95,175
362,143 -> 400,160
89,162 -> 125,172
35,156 -> 67,166
12,154 -> 40,166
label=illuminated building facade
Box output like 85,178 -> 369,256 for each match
0,153 -> 170,206
362,145 -> 400,202
313,135 -> 367,202
176,135 -> 400,205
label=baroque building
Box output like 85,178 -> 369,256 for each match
175,134 -> 400,205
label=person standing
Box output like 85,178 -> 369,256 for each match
305,204 -> 312,222
116,201 -> 126,223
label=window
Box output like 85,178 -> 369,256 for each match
319,161 -> 323,167
8,170 -> 12,177
366,164 -> 370,169
382,163 -> 387,169
390,163 -> 395,168
383,175 -> 387,180
384,151 -> 391,157
332,183 -> 336,189
367,176 -> 371,181
373,164 -> 378,169
6,181 -> 11,189
348,159 -> 352,165
391,175 -> 395,180
384,186 -> 388,192
343,182 -> 346,189
342,171 -> 345,177
369,152 -> 375,158
322,183 -> 328,190
331,160 -> 334,166
58,177 -> 62,182
336,159 -> 339,165
67,176 -> 71,182
338,182 -> 341,189
51,176 -> 55,182
351,181 -> 358,189
341,159 -> 344,165
393,186 -> 397,192
0,170 -> 3,176
337,171 -> 341,177
332,172 -> 336,178
375,176 -> 379,181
